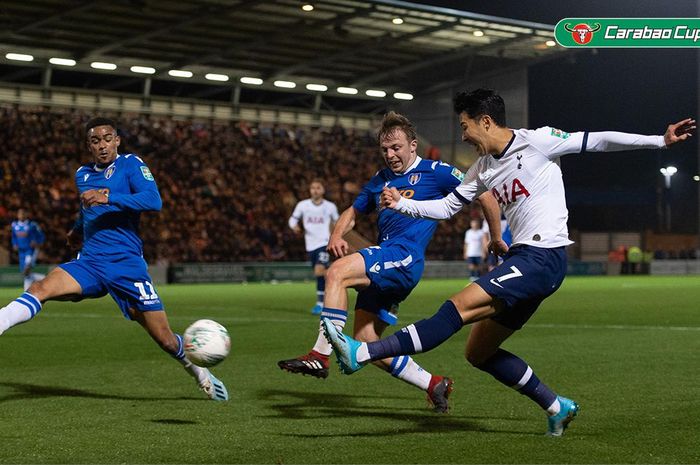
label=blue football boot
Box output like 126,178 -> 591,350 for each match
547,396 -> 579,436
200,369 -> 229,401
321,318 -> 365,374
311,304 -> 323,315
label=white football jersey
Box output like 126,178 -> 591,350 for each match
395,127 -> 665,248
289,199 -> 339,251
464,229 -> 485,257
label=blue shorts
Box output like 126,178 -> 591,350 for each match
19,249 -> 38,272
309,246 -> 331,268
355,243 -> 424,325
467,256 -> 482,266
59,254 -> 163,320
476,245 -> 567,330
486,253 -> 501,267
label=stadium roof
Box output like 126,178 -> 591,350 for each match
0,0 -> 565,112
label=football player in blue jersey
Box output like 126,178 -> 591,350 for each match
11,208 -> 46,290
0,117 -> 228,401
279,111 -> 501,413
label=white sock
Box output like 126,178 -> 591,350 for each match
389,356 -> 432,391
0,293 -> 42,334
312,309 -> 348,356
177,357 -> 208,385
356,342 -> 370,363
23,277 -> 32,291
312,320 -> 347,356
546,397 -> 561,416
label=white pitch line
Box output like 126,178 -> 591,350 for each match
36,312 -> 700,331
529,323 -> 700,332
37,312 -> 303,324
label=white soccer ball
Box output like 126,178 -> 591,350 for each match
183,319 -> 231,367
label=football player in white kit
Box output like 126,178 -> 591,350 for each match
463,219 -> 485,281
288,179 -> 339,314
322,88 -> 694,436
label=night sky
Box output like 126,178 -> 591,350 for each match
414,0 -> 699,233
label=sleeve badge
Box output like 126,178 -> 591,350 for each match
140,166 -> 155,181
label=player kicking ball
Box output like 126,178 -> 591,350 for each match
279,111 -> 503,413
323,88 -> 694,436
0,117 -> 228,401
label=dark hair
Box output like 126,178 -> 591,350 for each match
377,111 -> 417,143
453,88 -> 506,127
85,117 -> 118,135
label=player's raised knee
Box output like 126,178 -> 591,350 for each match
325,261 -> 346,284
465,350 -> 488,368
26,276 -> 50,301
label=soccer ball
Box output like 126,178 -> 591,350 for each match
183,319 -> 231,367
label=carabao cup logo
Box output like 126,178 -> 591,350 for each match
564,22 -> 601,45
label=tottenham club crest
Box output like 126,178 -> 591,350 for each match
408,173 -> 421,185
104,165 -> 115,180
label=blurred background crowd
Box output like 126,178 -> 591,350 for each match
0,105 -> 475,265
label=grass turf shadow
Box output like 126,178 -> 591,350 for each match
258,388 -> 541,436
0,381 -> 201,403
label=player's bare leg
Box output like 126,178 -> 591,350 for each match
130,308 -> 228,401
324,283 -> 496,372
278,253 -> 368,378
324,281 -> 578,430
354,309 -> 454,413
0,267 -> 82,335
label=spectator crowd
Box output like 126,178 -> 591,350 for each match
1,105 -> 474,265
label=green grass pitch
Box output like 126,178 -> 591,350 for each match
1,276 -> 699,464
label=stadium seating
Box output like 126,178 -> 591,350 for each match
0,105 -> 475,264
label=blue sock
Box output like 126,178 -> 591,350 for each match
0,292 -> 43,332
476,349 -> 557,411
16,292 -> 42,318
171,333 -> 186,361
316,276 -> 325,305
367,300 -> 463,360
320,307 -> 347,326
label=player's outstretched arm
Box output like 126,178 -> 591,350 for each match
327,207 -> 357,258
664,118 -> 696,146
108,188 -> 162,211
388,190 -> 465,220
584,118 -> 695,153
380,186 -> 402,209
81,189 -> 109,207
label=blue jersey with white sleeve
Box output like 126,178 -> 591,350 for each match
353,157 -> 464,254
348,156 -> 464,324
11,220 -> 45,252
74,153 -> 162,258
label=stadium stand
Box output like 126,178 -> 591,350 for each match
0,104 -> 475,265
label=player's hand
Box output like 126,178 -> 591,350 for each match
292,226 -> 302,235
664,118 -> 696,146
489,238 -> 509,257
66,228 -> 83,251
327,236 -> 350,258
81,189 -> 109,207
381,187 -> 402,209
